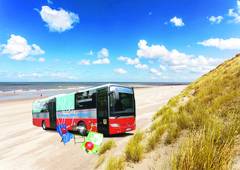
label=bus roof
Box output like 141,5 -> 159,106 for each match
76,83 -> 132,93
33,83 -> 132,103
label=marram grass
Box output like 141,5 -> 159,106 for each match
150,54 -> 240,169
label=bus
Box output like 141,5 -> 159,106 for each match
32,84 -> 136,135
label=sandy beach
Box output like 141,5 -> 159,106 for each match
0,85 -> 186,170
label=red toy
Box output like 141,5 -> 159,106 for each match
85,141 -> 94,151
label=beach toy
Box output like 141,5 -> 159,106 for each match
85,141 -> 94,151
56,124 -> 73,145
82,131 -> 103,154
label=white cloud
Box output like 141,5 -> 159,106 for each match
93,48 -> 110,64
170,16 -> 185,27
228,9 -> 240,23
135,63 -> 149,70
97,48 -> 109,58
118,56 -> 140,65
228,0 -> 240,23
78,59 -> 90,65
150,68 -> 161,76
137,40 -> 168,59
38,57 -> 46,62
118,55 -> 149,70
136,40 -> 223,74
1,34 -> 45,61
208,16 -> 223,24
39,6 -> 79,32
198,38 -> 240,50
93,58 -> 110,64
114,68 -> 127,74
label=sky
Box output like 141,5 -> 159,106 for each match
0,0 -> 240,82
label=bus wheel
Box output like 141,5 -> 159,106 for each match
77,122 -> 88,136
42,120 -> 47,130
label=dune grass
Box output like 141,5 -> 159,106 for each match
105,155 -> 125,170
98,139 -> 116,155
150,54 -> 240,169
124,131 -> 144,162
95,154 -> 105,169
103,54 -> 240,169
145,125 -> 166,152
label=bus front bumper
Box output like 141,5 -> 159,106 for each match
109,116 -> 136,135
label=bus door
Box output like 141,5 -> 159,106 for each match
96,88 -> 109,135
48,98 -> 56,129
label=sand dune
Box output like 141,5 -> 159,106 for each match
0,85 -> 186,170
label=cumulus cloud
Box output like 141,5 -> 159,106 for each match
137,40 -> 168,59
118,56 -> 140,65
118,55 -> 149,70
78,59 -> 90,65
92,58 -> 110,64
170,16 -> 185,27
1,34 -> 45,61
39,6 -> 79,32
97,48 -> 109,58
228,0 -> 240,23
198,38 -> 240,50
114,68 -> 127,74
134,63 -> 149,70
208,16 -> 223,24
136,39 -> 223,74
93,48 -> 110,64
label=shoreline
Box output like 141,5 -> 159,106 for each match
0,84 -> 187,103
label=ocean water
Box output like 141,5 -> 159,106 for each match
0,82 -> 188,101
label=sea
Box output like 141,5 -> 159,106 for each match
0,82 -> 189,101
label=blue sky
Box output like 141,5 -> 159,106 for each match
0,0 -> 240,82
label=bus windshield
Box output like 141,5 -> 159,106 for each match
110,86 -> 134,117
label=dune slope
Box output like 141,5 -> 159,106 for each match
150,54 -> 240,169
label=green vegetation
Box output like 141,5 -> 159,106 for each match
150,54 -> 240,169
124,131 -> 144,162
145,125 -> 166,152
95,154 -> 105,169
98,139 -> 116,155
105,155 -> 125,170
103,54 -> 240,170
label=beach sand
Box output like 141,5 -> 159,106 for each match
0,85 -> 186,170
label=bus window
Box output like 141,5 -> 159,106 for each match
110,88 -> 134,117
41,102 -> 48,112
75,90 -> 96,110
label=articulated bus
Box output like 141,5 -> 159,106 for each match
32,84 -> 136,135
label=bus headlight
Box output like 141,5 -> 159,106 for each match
110,123 -> 120,127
